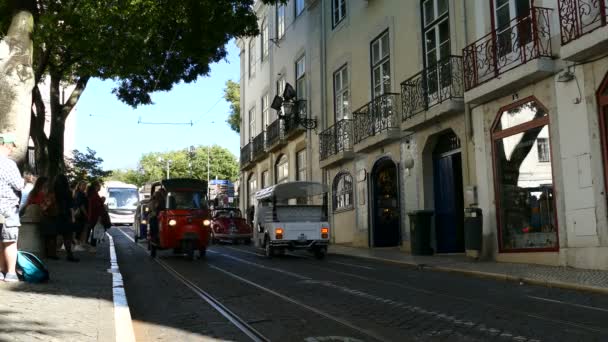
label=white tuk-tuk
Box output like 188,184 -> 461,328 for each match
253,181 -> 330,259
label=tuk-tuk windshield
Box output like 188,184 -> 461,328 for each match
169,191 -> 207,210
214,209 -> 242,219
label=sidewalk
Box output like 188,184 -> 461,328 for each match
328,245 -> 608,295
0,241 -> 115,342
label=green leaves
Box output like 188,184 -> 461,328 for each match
224,79 -> 240,133
65,147 -> 112,185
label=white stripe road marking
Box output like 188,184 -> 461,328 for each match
106,232 -> 136,342
329,261 -> 374,270
209,265 -> 389,342
527,295 -> 608,313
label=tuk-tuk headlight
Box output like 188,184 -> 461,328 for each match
169,219 -> 177,226
203,219 -> 211,226
141,220 -> 147,225
145,207 -> 149,212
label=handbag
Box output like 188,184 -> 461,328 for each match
92,222 -> 105,241
101,210 -> 112,229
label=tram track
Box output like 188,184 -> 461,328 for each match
115,228 -> 383,342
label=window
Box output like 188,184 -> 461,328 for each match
494,0 -> 532,57
277,76 -> 286,97
423,0 -> 451,95
277,4 -> 286,39
296,149 -> 306,181
371,31 -> 391,98
334,64 -> 350,121
249,107 -> 256,139
537,138 -> 550,162
333,172 -> 353,210
332,0 -> 346,27
296,0 -> 305,16
261,19 -> 269,62
296,56 -> 306,100
492,98 -> 558,252
275,155 -> 289,184
262,94 -> 269,129
248,38 -> 256,78
262,170 -> 270,189
248,174 -> 257,207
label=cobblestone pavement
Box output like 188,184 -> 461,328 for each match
0,241 -> 114,342
328,245 -> 608,292
114,226 -> 608,342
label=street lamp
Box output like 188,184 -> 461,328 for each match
158,156 -> 172,179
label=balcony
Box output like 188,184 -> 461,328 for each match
353,93 -> 402,153
463,7 -> 556,105
558,0 -> 608,61
265,119 -> 285,152
400,56 -> 464,131
283,100 -> 307,138
251,131 -> 267,162
240,143 -> 252,170
319,119 -> 356,169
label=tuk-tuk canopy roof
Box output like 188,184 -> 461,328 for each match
159,178 -> 207,192
255,182 -> 328,201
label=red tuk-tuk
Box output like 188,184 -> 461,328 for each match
148,178 -> 211,260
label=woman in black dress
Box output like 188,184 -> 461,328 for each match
42,175 -> 79,262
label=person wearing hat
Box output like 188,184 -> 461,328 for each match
0,133 -> 24,282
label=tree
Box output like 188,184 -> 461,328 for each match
106,169 -> 146,188
0,0 -> 285,175
224,79 -> 241,133
65,147 -> 112,185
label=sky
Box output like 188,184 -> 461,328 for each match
74,41 -> 241,170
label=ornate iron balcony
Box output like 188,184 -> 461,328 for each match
251,131 -> 266,160
240,142 -> 252,167
266,119 -> 282,147
463,7 -> 553,91
353,93 -> 401,145
401,55 -> 464,121
559,0 -> 607,45
319,119 -> 354,161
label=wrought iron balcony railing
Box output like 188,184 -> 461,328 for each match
251,131 -> 266,159
240,143 -> 252,166
463,7 -> 553,91
401,55 -> 464,121
319,119 -> 354,161
266,119 -> 282,147
558,0 -> 607,45
284,100 -> 307,135
353,93 -> 401,145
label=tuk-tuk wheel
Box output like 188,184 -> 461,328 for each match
244,238 -> 252,245
134,235 -> 138,243
314,247 -> 327,260
199,248 -> 206,259
264,240 -> 273,258
150,245 -> 157,258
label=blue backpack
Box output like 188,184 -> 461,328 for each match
16,251 -> 50,283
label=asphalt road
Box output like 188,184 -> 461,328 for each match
110,227 -> 608,342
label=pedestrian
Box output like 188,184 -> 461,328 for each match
147,190 -> 165,244
20,176 -> 48,216
0,133 -> 24,282
43,175 -> 79,262
87,181 -> 104,249
72,181 -> 88,251
20,171 -> 35,209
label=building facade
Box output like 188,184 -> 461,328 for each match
239,0 -> 608,271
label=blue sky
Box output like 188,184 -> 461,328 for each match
75,41 -> 241,170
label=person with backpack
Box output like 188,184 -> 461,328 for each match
0,133 -> 24,283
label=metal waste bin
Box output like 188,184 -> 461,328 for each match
408,210 -> 434,255
464,207 -> 483,252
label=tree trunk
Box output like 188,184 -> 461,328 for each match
0,10 -> 35,164
31,85 -> 49,175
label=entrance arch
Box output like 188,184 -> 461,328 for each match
370,157 -> 401,247
432,130 -> 465,253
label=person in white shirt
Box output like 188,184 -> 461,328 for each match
20,171 -> 35,209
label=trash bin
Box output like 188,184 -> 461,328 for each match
408,210 -> 434,255
464,207 -> 483,252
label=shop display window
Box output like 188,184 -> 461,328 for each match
492,98 -> 558,252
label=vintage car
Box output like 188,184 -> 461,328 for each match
210,207 -> 252,244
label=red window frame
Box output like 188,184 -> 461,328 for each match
597,72 -> 608,203
490,96 -> 560,253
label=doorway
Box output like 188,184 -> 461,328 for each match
371,157 -> 401,247
432,131 -> 465,253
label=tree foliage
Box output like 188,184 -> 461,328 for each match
65,147 -> 112,185
107,145 -> 239,187
224,79 -> 241,133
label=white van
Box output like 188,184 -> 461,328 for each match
253,181 -> 330,259
100,181 -> 139,226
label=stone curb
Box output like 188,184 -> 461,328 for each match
328,251 -> 608,295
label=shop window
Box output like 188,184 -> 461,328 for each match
492,98 -> 558,252
333,172 -> 353,210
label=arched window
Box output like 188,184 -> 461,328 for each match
275,155 -> 289,184
491,97 -> 558,252
333,172 -> 353,210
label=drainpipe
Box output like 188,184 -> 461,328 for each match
319,0 -> 333,236
461,0 -> 474,188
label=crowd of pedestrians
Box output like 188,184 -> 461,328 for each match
0,132 -> 111,283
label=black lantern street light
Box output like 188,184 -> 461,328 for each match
270,83 -> 317,130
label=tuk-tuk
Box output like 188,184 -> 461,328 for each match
133,199 -> 150,243
148,178 -> 211,260
254,181 -> 330,259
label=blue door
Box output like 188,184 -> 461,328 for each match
433,133 -> 465,253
